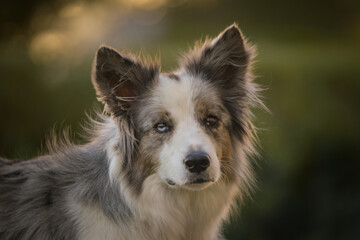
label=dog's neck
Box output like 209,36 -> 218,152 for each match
71,178 -> 237,240
128,174 -> 238,240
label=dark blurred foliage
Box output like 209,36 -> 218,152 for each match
1,0 -> 62,39
1,0 -> 360,239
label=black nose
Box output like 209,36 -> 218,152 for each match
184,151 -> 210,173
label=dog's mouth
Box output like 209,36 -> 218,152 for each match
166,178 -> 213,187
188,178 -> 213,184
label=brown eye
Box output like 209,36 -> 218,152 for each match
205,115 -> 218,128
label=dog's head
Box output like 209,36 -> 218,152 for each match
92,24 -> 260,192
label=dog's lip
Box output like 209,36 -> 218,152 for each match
187,178 -> 213,184
166,178 -> 214,186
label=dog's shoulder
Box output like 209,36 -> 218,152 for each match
0,156 -> 79,240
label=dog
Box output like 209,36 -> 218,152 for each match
0,24 -> 264,240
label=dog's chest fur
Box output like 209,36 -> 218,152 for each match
70,175 -> 237,240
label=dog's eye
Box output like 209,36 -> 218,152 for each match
205,115 -> 219,128
155,122 -> 170,133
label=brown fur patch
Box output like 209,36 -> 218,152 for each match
120,108 -> 175,194
218,131 -> 236,183
164,73 -> 179,81
193,93 -> 235,183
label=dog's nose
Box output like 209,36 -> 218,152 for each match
184,151 -> 210,173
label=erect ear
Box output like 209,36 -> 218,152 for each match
182,25 -> 260,142
92,45 -> 159,117
182,24 -> 254,86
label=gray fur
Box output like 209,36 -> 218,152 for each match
92,46 -> 162,194
0,123 -> 132,239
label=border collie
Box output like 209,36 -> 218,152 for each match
0,24 -> 264,240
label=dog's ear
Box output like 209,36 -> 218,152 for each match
183,24 -> 259,142
182,24 -> 253,86
92,45 -> 159,116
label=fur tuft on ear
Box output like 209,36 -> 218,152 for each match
92,45 -> 159,117
181,23 -> 254,85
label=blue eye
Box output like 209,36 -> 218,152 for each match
155,122 -> 170,133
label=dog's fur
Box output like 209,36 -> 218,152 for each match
0,24 -> 264,240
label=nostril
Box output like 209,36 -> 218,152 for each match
185,160 -> 195,169
199,158 -> 210,168
184,151 -> 210,173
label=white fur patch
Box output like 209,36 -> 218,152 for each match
68,200 -> 126,240
154,73 -> 221,189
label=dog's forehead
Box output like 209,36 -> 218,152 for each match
154,73 -> 209,119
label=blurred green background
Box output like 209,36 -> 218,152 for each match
1,0 -> 359,239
